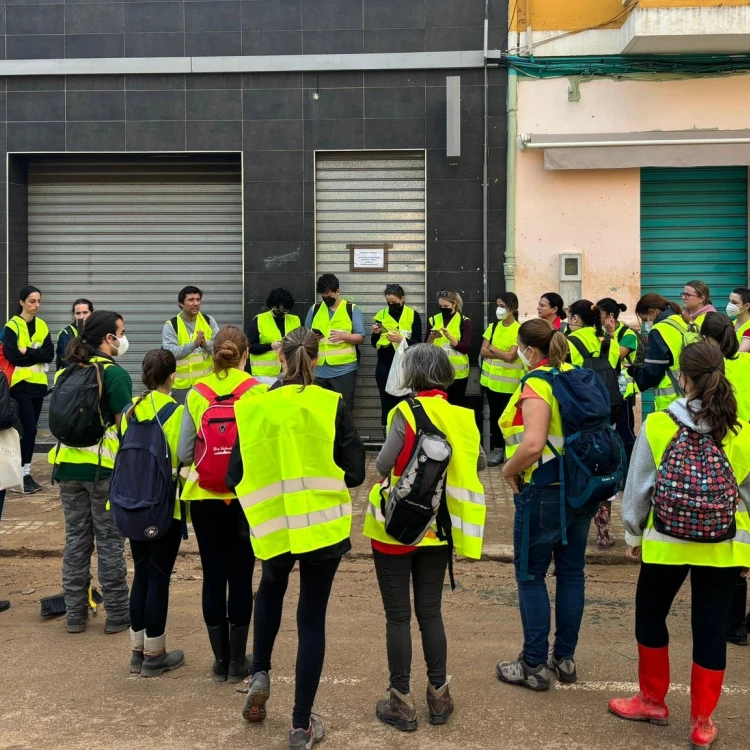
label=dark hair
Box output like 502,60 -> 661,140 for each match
700,312 -> 739,359
732,287 -> 750,306
685,280 -> 711,305
316,274 -> 339,295
127,350 -> 177,421
178,286 -> 202,305
498,292 -> 519,319
266,288 -> 295,311
518,319 -> 569,369
66,310 -> 123,364
635,293 -> 682,318
212,325 -> 247,377
680,339 -> 739,444
384,283 -> 405,298
596,297 -> 627,319
71,298 -> 93,315
281,327 -> 319,387
569,299 -> 604,336
540,292 -> 567,320
17,285 -> 41,315
401,343 -> 455,392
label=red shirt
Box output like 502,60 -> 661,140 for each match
552,317 -> 562,331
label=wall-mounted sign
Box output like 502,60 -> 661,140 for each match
348,243 -> 391,272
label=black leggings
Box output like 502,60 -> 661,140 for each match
129,520 -> 182,637
375,357 -> 405,426
635,562 -> 740,671
12,391 -> 44,465
252,553 -> 341,730
483,388 -> 512,451
191,499 -> 255,627
446,378 -> 468,406
373,546 -> 450,693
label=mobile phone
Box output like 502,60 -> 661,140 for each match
312,328 -> 324,336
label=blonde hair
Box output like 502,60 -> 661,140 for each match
518,319 -> 569,369
439,290 -> 463,313
212,325 -> 248,377
280,327 -> 319,388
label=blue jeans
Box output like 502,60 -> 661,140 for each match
513,484 -> 597,666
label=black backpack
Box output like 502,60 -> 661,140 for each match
569,335 -> 623,424
617,323 -> 647,368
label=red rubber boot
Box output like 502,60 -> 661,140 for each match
608,644 -> 670,725
689,663 -> 724,749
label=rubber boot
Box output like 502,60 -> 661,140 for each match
726,576 -> 748,646
376,687 -> 417,732
608,644 -> 670,725
427,677 -> 454,725
227,623 -> 253,684
690,663 -> 724,749
141,633 -> 185,678
207,622 -> 229,682
130,628 -> 145,674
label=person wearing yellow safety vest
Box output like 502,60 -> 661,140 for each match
611,340 -> 750,750
3,286 -> 54,494
480,292 -> 522,467
50,310 -> 132,636
682,279 -> 716,327
56,298 -> 93,371
496,320 -> 600,692
177,325 -> 267,685
364,343 -> 485,732
162,285 -> 219,406
629,294 -> 695,412
426,290 -> 472,406
228,327 -> 365,748
727,286 -> 750,353
247,287 -> 300,384
122,349 -> 185,678
700,312 -> 750,649
372,283 -> 423,435
305,273 -> 365,415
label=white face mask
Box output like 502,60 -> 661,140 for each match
496,307 -> 508,321
518,346 -> 533,368
726,303 -> 741,319
643,321 -> 654,333
111,334 -> 129,357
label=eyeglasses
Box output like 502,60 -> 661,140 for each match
682,292 -> 698,299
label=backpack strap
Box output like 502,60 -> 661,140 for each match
569,335 -> 592,361
193,382 -> 217,402
169,316 -> 179,331
155,401 -> 179,424
407,397 -> 446,439
616,325 -> 627,344
231,378 -> 260,400
313,302 -> 322,318
346,301 -> 353,320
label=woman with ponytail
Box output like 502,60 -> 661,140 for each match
178,325 -> 267,684
495,320 -> 600,692
611,339 -> 750,750
228,327 -> 365,748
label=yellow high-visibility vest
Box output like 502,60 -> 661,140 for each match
249,311 -> 301,378
652,315 -> 692,411
312,301 -> 358,367
169,313 -> 214,391
7,316 -> 50,387
614,322 -> 638,399
373,306 -> 415,348
428,313 -> 469,380
725,353 -> 750,422
480,320 -> 522,394
567,326 -> 621,370
234,384 -> 352,560
735,317 -> 750,344
363,396 -> 485,559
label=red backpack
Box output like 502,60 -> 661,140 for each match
193,379 -> 259,494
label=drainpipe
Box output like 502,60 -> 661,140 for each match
482,0 -> 490,452
505,68 -> 518,295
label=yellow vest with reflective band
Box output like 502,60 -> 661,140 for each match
567,326 -> 620,370
312,300 -> 358,366
614,323 -> 638,398
121,391 -> 184,520
652,314 -> 691,411
374,306 -> 415,348
429,313 -> 469,380
363,396 -> 485,559
181,369 -> 268,502
249,311 -> 301,378
170,313 -> 214,390
480,320 -> 523,394
48,356 -> 121,471
500,363 -> 573,482
7,316 -> 50,387
735,317 -> 750,344
642,411 -> 750,567
234,384 -> 352,560
725,353 -> 750,422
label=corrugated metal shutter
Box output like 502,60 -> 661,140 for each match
640,166 -> 749,413
27,156 -> 243,427
315,151 -> 426,441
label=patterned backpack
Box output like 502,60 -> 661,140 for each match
651,412 -> 739,542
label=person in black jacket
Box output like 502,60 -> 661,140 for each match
56,298 -> 93,371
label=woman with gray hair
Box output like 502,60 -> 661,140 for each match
363,343 -> 486,733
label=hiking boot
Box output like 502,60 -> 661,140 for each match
427,678 -> 454,725
207,622 -> 229,681
289,715 -> 325,749
495,654 -> 552,691
242,671 -> 270,723
105,616 -> 131,634
23,475 -> 40,495
141,633 -> 185,677
376,687 -> 418,731
0,600 -> 10,613
130,628 -> 145,675
726,623 -> 748,646
227,623 -> 253,684
487,448 -> 504,467
27,475 -> 41,492
547,648 -> 577,684
66,615 -> 87,634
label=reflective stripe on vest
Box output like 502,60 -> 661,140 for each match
480,320 -> 523,394
615,323 -> 638,398
429,314 -> 469,380
374,306 -> 415,348
249,311 -> 302,377
8,316 -> 50,387
312,301 -> 358,367
234,385 -> 352,559
171,313 -> 214,390
652,316 -> 688,411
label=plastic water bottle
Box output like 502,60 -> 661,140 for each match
618,372 -> 627,396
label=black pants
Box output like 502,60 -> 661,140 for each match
446,378 -> 468,407
191,499 -> 255,627
483,388 -> 512,451
728,575 -> 748,630
316,370 -> 357,414
12,390 -> 44,465
252,553 -> 341,729
373,546 -> 450,694
129,520 -> 182,637
635,562 -> 740,671
616,395 -> 637,464
375,357 -> 405,427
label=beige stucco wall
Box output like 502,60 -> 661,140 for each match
513,74 -> 750,320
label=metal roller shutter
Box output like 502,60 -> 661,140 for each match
27,155 -> 243,427
315,151 -> 426,441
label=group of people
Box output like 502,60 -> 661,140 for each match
0,275 -> 748,750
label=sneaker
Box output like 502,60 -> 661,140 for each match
547,648 -> 577,683
23,475 -> 40,495
487,448 -> 504,467
27,475 -> 41,492
66,616 -> 87,634
496,654 -> 552,691
242,671 -> 270,723
288,715 -> 325,749
0,600 -> 10,613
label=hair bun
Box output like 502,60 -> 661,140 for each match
618,303 -> 628,313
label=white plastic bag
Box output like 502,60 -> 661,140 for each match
0,428 -> 22,492
386,338 -> 411,397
